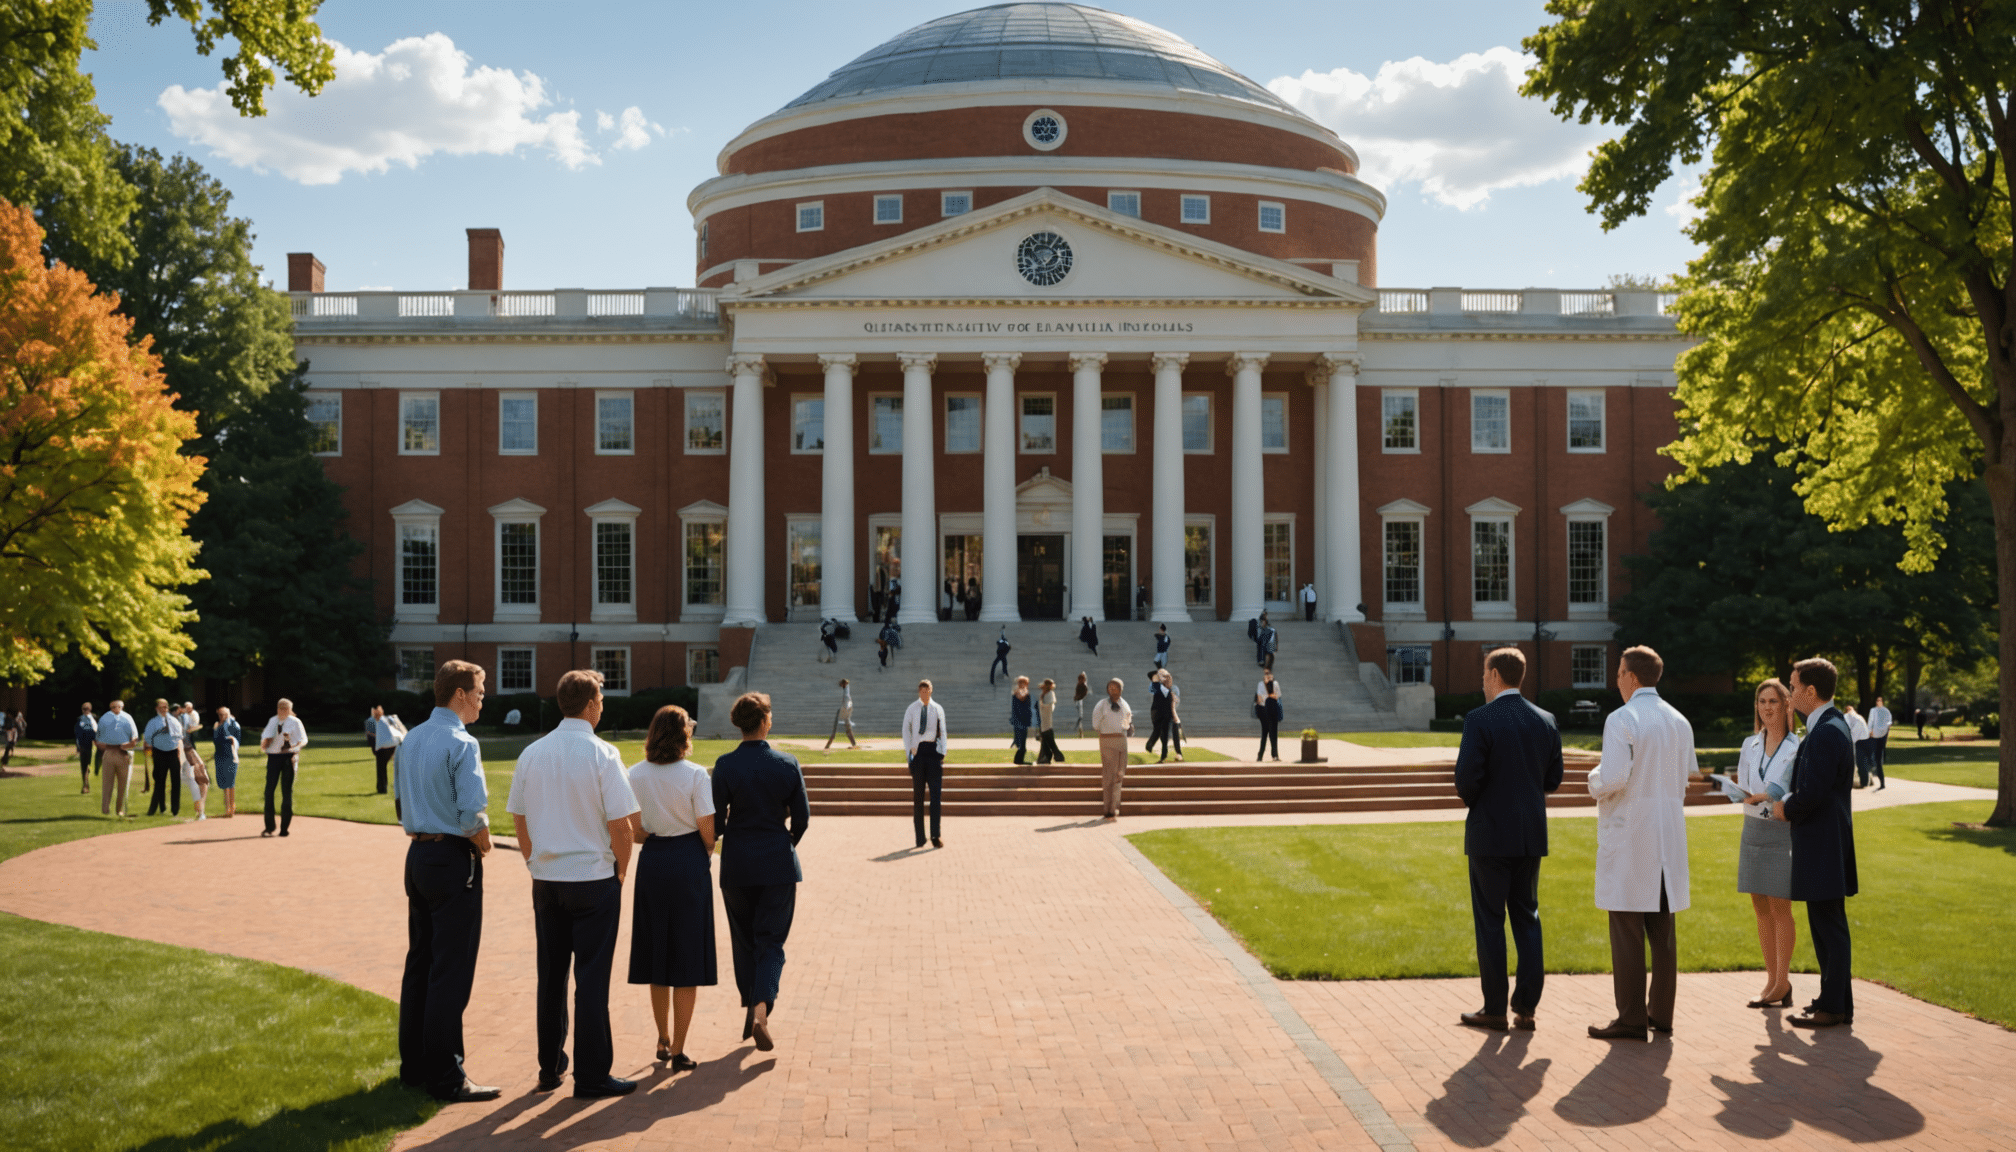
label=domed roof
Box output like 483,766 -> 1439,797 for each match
782,2 -> 1302,116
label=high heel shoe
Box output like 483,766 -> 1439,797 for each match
1746,987 -> 1794,1009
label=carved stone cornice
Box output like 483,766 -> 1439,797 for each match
981,352 -> 1023,372
1225,352 -> 1270,377
1068,352 -> 1109,372
897,352 -> 939,373
1150,352 -> 1190,374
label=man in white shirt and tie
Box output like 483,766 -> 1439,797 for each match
901,680 -> 949,849
1862,697 -> 1891,790
1091,678 -> 1134,821
260,699 -> 310,837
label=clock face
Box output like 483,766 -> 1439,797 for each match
1017,232 -> 1073,287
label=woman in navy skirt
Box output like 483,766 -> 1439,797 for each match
626,704 -> 718,1070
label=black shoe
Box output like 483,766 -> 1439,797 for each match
932,836 -> 944,848
1649,1018 -> 1673,1034
278,829 -> 289,837
671,1053 -> 699,1072
574,1076 -> 637,1100
435,1080 -> 502,1103
536,1052 -> 570,1091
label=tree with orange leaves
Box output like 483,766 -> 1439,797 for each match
0,198 -> 206,682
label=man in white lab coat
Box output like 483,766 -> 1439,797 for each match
1585,645 -> 1697,1040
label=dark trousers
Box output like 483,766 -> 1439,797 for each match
374,746 -> 396,793
1146,714 -> 1174,758
721,882 -> 796,1009
147,748 -> 182,815
77,740 -> 94,786
399,839 -> 483,1097
990,653 -> 1009,683
1257,721 -> 1280,760
532,875 -> 623,1085
910,748 -> 944,843
1304,602 -> 1316,621
1011,726 -> 1028,764
1858,736 -> 1887,786
263,753 -> 295,833
1806,897 -> 1854,1017
1036,728 -> 1062,763
1871,734 -> 1887,783
1607,878 -> 1677,1028
1468,855 -> 1545,1016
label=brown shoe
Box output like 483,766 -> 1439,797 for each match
931,836 -> 944,848
1588,1021 -> 1648,1040
1789,1010 -> 1848,1028
1513,1013 -> 1536,1031
1460,1012 -> 1508,1032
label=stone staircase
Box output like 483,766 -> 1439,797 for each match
740,619 -> 1402,737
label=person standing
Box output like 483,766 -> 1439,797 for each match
1145,670 -> 1176,762
178,703 -> 210,821
1135,580 -> 1149,621
713,692 -> 811,1051
1256,685 -> 1283,762
395,659 -> 501,1104
1733,679 -> 1800,1009
211,707 -> 242,818
1009,676 -> 1034,766
1035,679 -> 1063,765
259,699 -> 309,838
824,679 -> 858,750
1091,678 -> 1133,821
1073,672 -> 1090,738
628,704 -> 716,1072
508,668 -> 641,1099
940,574 -> 954,622
1,708 -> 19,765
1864,696 -> 1891,790
1914,703 -> 1926,741
1164,670 -> 1185,762
73,703 -> 97,794
1301,581 -> 1318,622
1780,657 -> 1859,1028
143,699 -> 186,817
1842,704 -> 1871,787
95,700 -> 138,818
903,681 -> 949,848
885,574 -> 902,623
990,627 -> 1011,685
1153,624 -> 1171,670
1585,646 -> 1696,1040
371,705 -> 404,794
1453,647 -> 1565,1031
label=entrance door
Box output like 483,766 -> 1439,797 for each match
1017,534 -> 1065,620
1103,534 -> 1132,620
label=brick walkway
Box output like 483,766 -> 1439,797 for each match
2,807 -> 2011,1151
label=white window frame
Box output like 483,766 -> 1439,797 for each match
1179,194 -> 1210,224
1018,393 -> 1056,455
1387,645 -> 1432,686
944,392 -> 982,454
941,190 -> 972,217
678,500 -> 728,621
496,646 -> 536,694
1377,499 -> 1430,619
398,391 -> 440,456
1571,644 -> 1608,688
873,194 -> 903,224
1181,392 -> 1214,453
1260,391 -> 1290,454
594,391 -> 635,456
868,393 -> 904,455
1258,200 -> 1286,233
795,201 -> 824,232
390,499 -> 445,624
791,393 -> 824,454
1262,514 -> 1295,608
1470,389 -> 1511,454
1562,498 -> 1616,618
590,646 -> 631,696
586,499 -> 641,623
488,498 -> 546,622
305,391 -> 342,456
1466,497 -> 1521,619
686,646 -> 721,686
1106,190 -> 1142,218
1566,389 -> 1607,453
1381,389 -> 1419,453
684,390 -> 725,455
498,391 -> 538,455
396,646 -> 436,694
1100,392 -> 1135,454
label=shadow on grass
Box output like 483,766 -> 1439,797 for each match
126,1078 -> 436,1152
1922,821 -> 2016,857
0,814 -> 117,827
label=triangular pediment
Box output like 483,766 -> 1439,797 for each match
1016,467 -> 1073,504
720,188 -> 1376,306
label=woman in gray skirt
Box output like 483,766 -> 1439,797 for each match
1735,678 -> 1800,1009
626,705 -> 718,1070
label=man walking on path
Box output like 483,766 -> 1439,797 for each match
259,700 -> 309,838
1586,646 -> 1696,1040
396,659 -> 501,1104
1453,647 -> 1564,1032
143,699 -> 186,817
508,668 -> 641,1100
1862,697 -> 1891,789
1091,678 -> 1133,821
74,703 -> 97,793
990,627 -> 1011,685
902,681 -> 949,848
95,700 -> 138,817
1302,582 -> 1318,621
1781,658 -> 1860,1028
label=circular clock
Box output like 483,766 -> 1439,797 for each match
1016,232 -> 1073,287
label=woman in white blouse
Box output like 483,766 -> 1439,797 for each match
625,705 -> 717,1070
1734,678 -> 1800,1009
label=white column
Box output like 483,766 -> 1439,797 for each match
1228,352 -> 1269,620
897,352 -> 938,625
1321,353 -> 1365,622
723,353 -> 768,625
980,352 -> 1021,622
1150,353 -> 1191,623
1068,353 -> 1108,620
818,353 -> 858,622
1311,377 -> 1329,618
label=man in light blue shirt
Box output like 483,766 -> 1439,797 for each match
395,659 -> 500,1105
142,698 -> 187,817
95,701 -> 139,817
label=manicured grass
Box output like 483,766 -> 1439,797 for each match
1880,739 -> 2000,790
1131,800 -> 2016,1028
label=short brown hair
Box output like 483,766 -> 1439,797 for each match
556,669 -> 603,716
1621,645 -> 1664,686
1484,647 -> 1525,689
645,705 -> 692,764
434,660 -> 483,706
1791,657 -> 1838,701
730,692 -> 771,735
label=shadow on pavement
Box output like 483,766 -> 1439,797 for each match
1710,1015 -> 1925,1141
1554,1034 -> 1672,1127
1423,1030 -> 1550,1146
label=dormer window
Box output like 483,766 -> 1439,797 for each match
942,191 -> 972,216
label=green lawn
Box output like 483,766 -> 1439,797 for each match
1131,800 -> 2016,1028
1880,739 -> 2001,790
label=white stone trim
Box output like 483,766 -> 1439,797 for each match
1023,108 -> 1068,152
391,500 -> 445,624
587,499 -> 641,623
488,498 -> 546,624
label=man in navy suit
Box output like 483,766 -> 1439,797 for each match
1780,657 -> 1859,1027
712,691 -> 811,1052
1453,647 -> 1565,1031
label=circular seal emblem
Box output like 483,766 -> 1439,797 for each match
1016,232 -> 1073,287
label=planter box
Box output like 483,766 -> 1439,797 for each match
1298,738 -> 1326,765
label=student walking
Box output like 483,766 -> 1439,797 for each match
74,703 -> 97,793
211,707 -> 242,818
713,692 -> 811,1052
143,699 -> 186,817
1146,671 -> 1177,762
824,680 -> 859,749
1009,676 -> 1034,766
902,681 -> 949,848
1079,616 -> 1100,657
1091,678 -> 1133,821
1257,617 -> 1278,671
259,699 -> 309,838
178,703 -> 210,821
818,619 -> 838,663
1153,624 -> 1171,669
1035,679 -> 1063,764
95,700 -> 138,818
1863,696 -> 1892,789
626,705 -> 717,1072
990,627 -> 1011,685
1073,672 -> 1090,738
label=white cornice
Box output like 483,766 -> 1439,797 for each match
487,498 -> 548,519
1559,498 -> 1617,516
1466,497 -> 1523,517
584,498 -> 643,518
1377,498 -> 1432,517
294,332 -> 725,346
390,499 -> 446,518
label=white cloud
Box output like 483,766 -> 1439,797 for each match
597,106 -> 663,151
158,33 -> 604,184
1269,47 -> 1611,210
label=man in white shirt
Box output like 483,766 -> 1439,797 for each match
508,669 -> 641,1100
1862,698 -> 1892,789
259,699 -> 309,837
1301,582 -> 1318,621
1842,705 -> 1872,788
901,680 -> 949,849
1091,678 -> 1134,821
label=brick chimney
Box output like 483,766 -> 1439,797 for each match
467,228 -> 504,291
287,252 -> 325,292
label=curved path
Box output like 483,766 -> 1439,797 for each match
1,790 -> 2011,1151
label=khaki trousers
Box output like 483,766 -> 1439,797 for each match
1607,879 -> 1677,1028
100,748 -> 132,815
1099,734 -> 1128,815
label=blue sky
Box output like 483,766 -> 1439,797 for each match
85,0 -> 1699,292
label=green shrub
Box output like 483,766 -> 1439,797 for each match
1979,712 -> 2001,740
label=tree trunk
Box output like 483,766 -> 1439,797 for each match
1987,464 -> 2016,825
1853,640 -> 1874,712
1873,643 -> 1888,704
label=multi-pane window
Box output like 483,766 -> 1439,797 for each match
596,394 -> 634,454
1181,394 -> 1212,451
1262,521 -> 1293,602
1258,201 -> 1285,232
874,194 -> 903,224
591,647 -> 629,694
941,191 -> 972,216
499,522 -> 538,605
697,221 -> 707,262
1568,520 -> 1607,604
595,521 -> 633,606
1568,391 -> 1605,451
400,393 -> 439,454
397,647 -> 435,693
1019,395 -> 1055,453
1180,194 -> 1210,223
1107,191 -> 1141,217
870,395 -> 903,453
685,391 -> 724,453
499,393 -> 537,454
792,396 -> 825,452
1184,523 -> 1213,607
1471,391 -> 1509,452
1100,394 -> 1134,452
1261,394 -> 1288,452
497,647 -> 534,694
1387,645 -> 1431,686
1473,520 -> 1511,604
400,524 -> 438,605
687,647 -> 720,685
1384,520 -> 1422,605
305,393 -> 341,455
945,395 -> 981,453
787,520 -> 821,609
795,201 -> 823,232
1382,391 -> 1418,451
1572,645 -> 1608,688
684,520 -> 724,605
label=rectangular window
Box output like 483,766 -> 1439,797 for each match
870,395 -> 903,454
1107,190 -> 1141,217
1567,390 -> 1605,451
1572,645 -> 1607,688
795,201 -> 824,232
596,393 -> 634,454
1184,523 -> 1213,608
792,395 -> 824,452
1263,521 -> 1293,602
499,392 -> 537,454
685,391 -> 725,453
1180,194 -> 1210,223
1258,201 -> 1286,233
1100,393 -> 1134,452
1181,393 -> 1212,452
941,190 -> 972,216
687,647 -> 720,685
874,194 -> 903,224
498,522 -> 538,605
1384,520 -> 1422,605
400,524 -> 438,606
1568,520 -> 1606,604
591,647 -> 629,694
595,521 -> 633,606
684,520 -> 724,605
397,647 -> 436,693
497,647 -> 534,694
697,221 -> 707,262
944,394 -> 981,453
305,392 -> 341,455
1387,645 -> 1432,686
1382,391 -> 1418,452
1473,520 -> 1512,604
1019,394 -> 1055,453
787,520 -> 821,609
1471,390 -> 1510,453
399,393 -> 439,455
1260,394 -> 1288,453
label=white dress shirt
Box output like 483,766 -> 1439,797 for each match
1867,705 -> 1892,738
1735,731 -> 1799,820
260,715 -> 308,753
1091,695 -> 1133,735
628,758 -> 715,838
1586,687 -> 1697,913
902,699 -> 948,756
506,718 -> 640,882
1845,711 -> 1871,742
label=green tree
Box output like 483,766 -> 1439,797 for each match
1524,2 -> 2016,822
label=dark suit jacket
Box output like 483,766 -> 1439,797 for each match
1785,706 -> 1859,900
712,740 -> 810,888
1454,692 -> 1566,857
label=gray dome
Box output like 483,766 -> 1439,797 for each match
783,3 -> 1302,115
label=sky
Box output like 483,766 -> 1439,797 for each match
84,0 -> 1701,293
